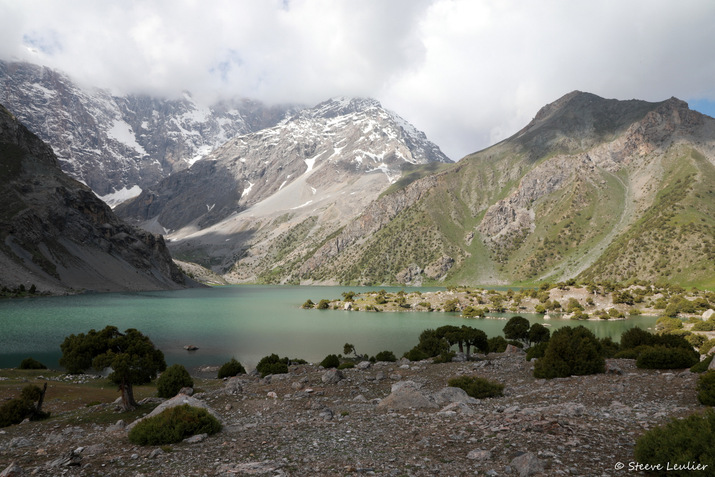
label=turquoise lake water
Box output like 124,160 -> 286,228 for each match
0,285 -> 658,370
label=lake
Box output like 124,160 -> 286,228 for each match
0,285 -> 658,370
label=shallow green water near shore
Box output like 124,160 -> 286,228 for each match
0,285 -> 658,370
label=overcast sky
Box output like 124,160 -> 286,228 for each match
2,0 -> 715,160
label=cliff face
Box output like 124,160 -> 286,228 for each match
289,93 -> 715,287
0,104 -> 190,293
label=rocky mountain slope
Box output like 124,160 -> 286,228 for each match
116,97 -> 452,281
0,103 -> 190,293
0,60 -> 293,201
260,92 -> 715,287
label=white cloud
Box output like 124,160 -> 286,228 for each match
1,0 -> 715,159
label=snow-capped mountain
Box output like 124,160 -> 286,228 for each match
116,97 -> 452,281
0,60 -> 294,201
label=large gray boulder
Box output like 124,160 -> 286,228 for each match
127,393 -> 223,430
377,381 -> 438,410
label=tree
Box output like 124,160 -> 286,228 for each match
533,326 -> 605,379
461,326 -> 488,360
503,316 -> 530,343
343,343 -> 358,357
59,326 -> 166,411
527,323 -> 550,345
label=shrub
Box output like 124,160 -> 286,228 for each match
692,320 -> 715,332
447,376 -> 504,399
526,342 -> 548,361
433,350 -> 456,363
301,299 -> 315,309
533,326 -> 605,379
255,354 -> 289,377
701,339 -> 715,355
320,354 -> 340,369
217,358 -> 246,379
634,409 -> 715,474
527,323 -> 550,345
128,405 -> 221,445
316,299 -> 330,309
403,348 -> 429,362
488,336 -> 508,354
686,333 -> 707,348
697,371 -> 715,406
0,384 -> 49,428
691,355 -> 714,373
157,364 -> 194,398
599,337 -> 620,358
337,362 -> 354,370
18,357 -> 47,370
374,350 -> 397,362
635,346 -> 699,370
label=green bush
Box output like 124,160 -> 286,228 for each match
533,326 -> 605,379
316,299 -> 330,310
217,358 -> 246,379
634,409 -> 715,474
374,350 -> 397,362
320,354 -> 340,369
18,357 -> 47,370
128,405 -> 221,445
255,354 -> 289,377
635,346 -> 699,370
447,376 -> 504,399
488,336 -> 508,354
301,299 -> 315,309
337,362 -> 354,370
0,384 -> 49,428
403,348 -> 429,362
691,355 -> 714,373
692,320 -> 715,332
701,339 -> 715,355
157,364 -> 194,398
525,342 -> 548,361
697,371 -> 715,406
599,337 -> 620,358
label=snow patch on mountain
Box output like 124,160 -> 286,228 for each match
99,185 -> 143,208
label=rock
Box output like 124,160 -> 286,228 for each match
389,373 -> 402,381
224,376 -> 243,395
148,448 -> 165,458
605,361 -> 623,375
106,420 -> 126,432
467,449 -> 492,460
374,371 -> 386,381
543,314 -> 551,320
179,386 -> 194,396
344,302 -> 352,310
439,402 -> 476,416
183,433 -> 208,444
703,309 -> 715,320
709,357 -> 715,371
267,391 -> 278,399
510,452 -> 545,477
217,461 -> 283,476
0,462 -> 23,477
48,450 -> 82,467
322,368 -> 344,384
378,381 -> 438,410
291,381 -> 304,390
432,386 -> 478,406
356,361 -> 372,370
505,344 -> 525,354
319,408 -> 334,421
8,438 -> 31,449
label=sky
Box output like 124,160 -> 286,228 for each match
2,0 -> 715,160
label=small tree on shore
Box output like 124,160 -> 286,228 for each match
59,326 -> 166,411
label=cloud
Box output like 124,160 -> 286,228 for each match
1,0 -> 714,159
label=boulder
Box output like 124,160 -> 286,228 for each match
321,368 -> 344,384
703,309 -> 715,321
356,361 -> 372,370
432,386 -> 478,406
505,344 -> 525,354
224,376 -> 243,395
510,452 -> 545,477
467,449 -> 492,461
377,381 -> 438,410
709,357 -> 715,371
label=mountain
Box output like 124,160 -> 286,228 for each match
0,60 -> 294,201
116,97 -> 452,281
0,103 -> 191,293
253,92 -> 715,288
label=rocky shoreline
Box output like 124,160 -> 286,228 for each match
1,351 -> 708,476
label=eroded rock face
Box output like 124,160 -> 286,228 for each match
0,104 -> 188,293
